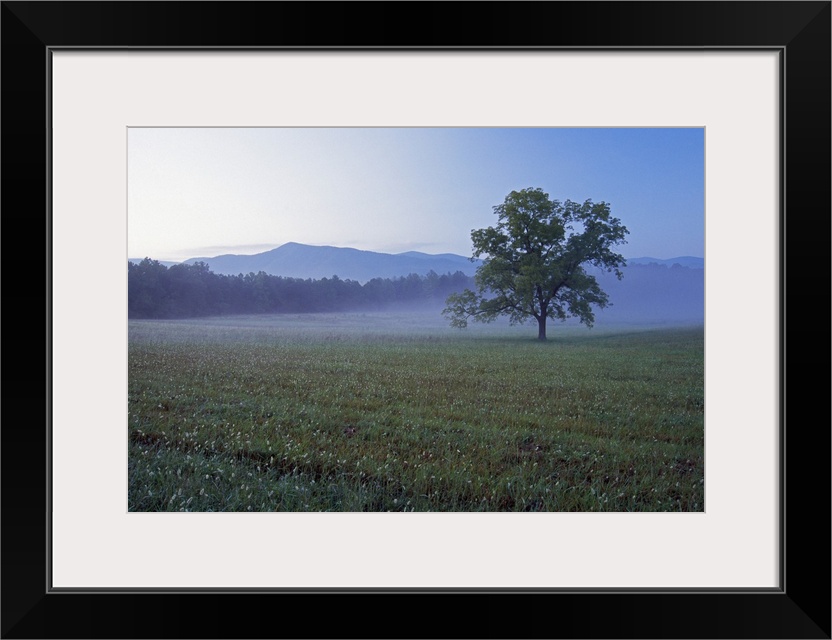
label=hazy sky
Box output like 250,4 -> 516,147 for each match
128,127 -> 704,262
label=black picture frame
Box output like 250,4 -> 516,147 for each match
2,2 -> 829,638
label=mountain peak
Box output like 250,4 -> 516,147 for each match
182,242 -> 481,282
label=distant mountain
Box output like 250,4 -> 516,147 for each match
182,242 -> 482,282
627,256 -> 704,269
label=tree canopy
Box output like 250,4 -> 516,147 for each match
443,187 -> 629,340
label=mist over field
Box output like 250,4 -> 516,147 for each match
128,244 -> 703,326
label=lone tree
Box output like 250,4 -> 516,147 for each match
443,187 -> 629,341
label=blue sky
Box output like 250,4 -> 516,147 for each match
128,127 -> 704,262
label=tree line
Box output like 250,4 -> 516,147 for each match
128,259 -> 475,318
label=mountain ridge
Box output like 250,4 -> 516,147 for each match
179,242 -> 481,282
129,242 -> 702,282
627,256 -> 704,269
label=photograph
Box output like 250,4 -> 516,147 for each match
127,126 -> 705,513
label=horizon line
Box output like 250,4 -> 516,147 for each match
129,241 -> 704,264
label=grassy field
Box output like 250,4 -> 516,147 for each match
128,312 -> 704,512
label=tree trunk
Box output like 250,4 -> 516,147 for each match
537,315 -> 547,341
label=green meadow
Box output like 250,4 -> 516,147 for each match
128,312 -> 704,512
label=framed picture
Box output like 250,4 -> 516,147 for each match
3,2 -> 829,638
